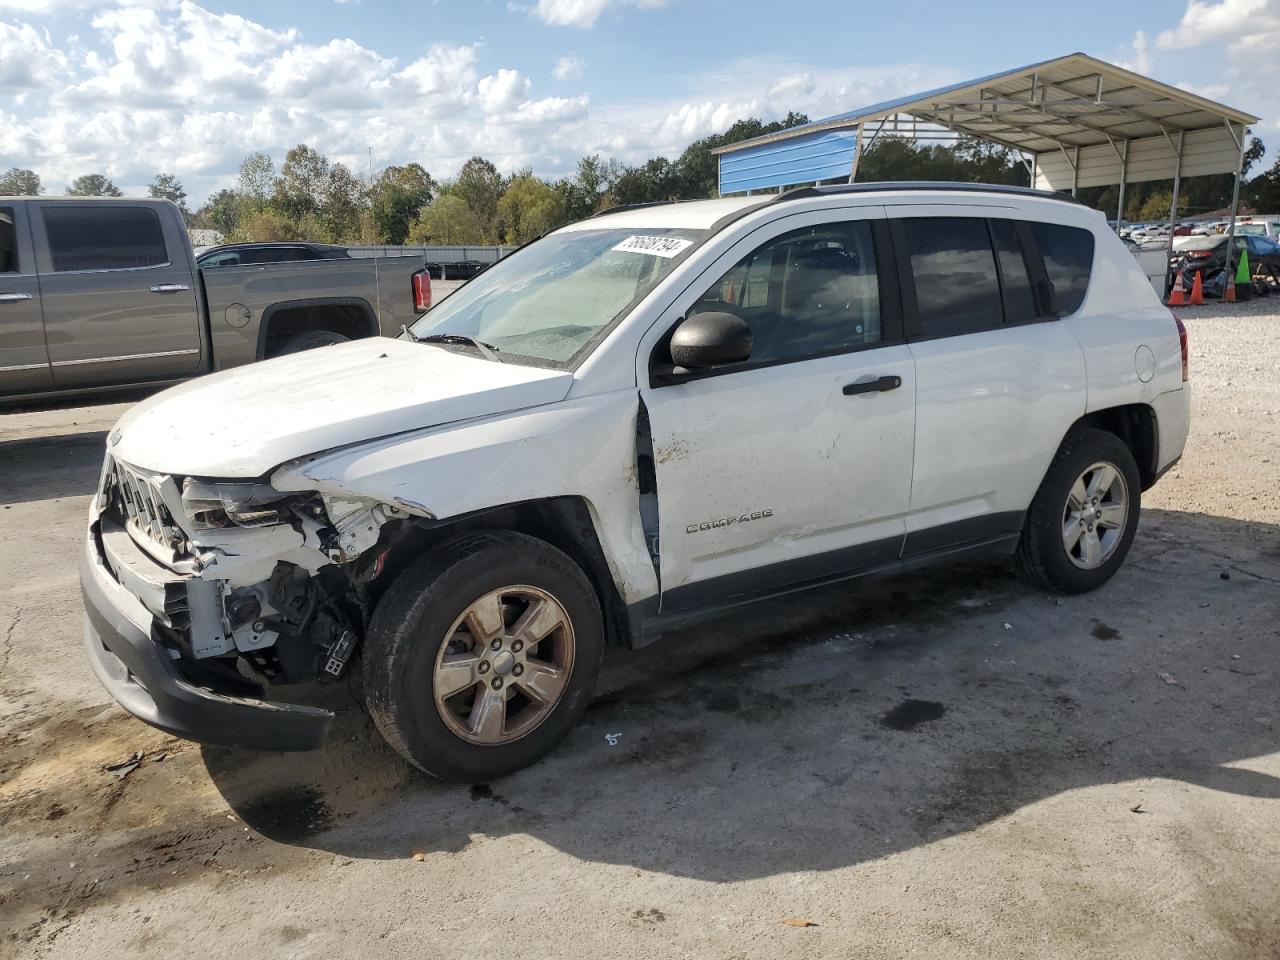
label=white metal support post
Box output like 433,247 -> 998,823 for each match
848,122 -> 865,183
1164,131 -> 1185,297
1221,120 -> 1248,292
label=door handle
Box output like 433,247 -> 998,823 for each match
149,283 -> 191,293
0,292 -> 33,302
843,375 -> 902,396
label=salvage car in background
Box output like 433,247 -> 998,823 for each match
1169,233 -> 1280,296
0,198 -> 429,403
81,183 -> 1190,782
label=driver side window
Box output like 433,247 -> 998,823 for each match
688,220 -> 881,365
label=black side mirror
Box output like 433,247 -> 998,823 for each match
669,311 -> 752,370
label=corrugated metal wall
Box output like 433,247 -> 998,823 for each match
719,129 -> 857,195
1033,126 -> 1242,191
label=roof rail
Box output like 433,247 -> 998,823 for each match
589,200 -> 682,218
772,181 -> 1084,206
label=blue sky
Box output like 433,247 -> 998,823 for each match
1,0 -> 1274,203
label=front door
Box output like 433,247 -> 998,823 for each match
638,208 -> 916,612
31,202 -> 203,387
0,203 -> 52,394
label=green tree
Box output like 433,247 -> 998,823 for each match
148,172 -> 188,216
1137,190 -> 1188,221
239,209 -> 301,242
368,163 -> 436,244
407,194 -> 487,245
195,189 -> 241,236
498,174 -> 566,244
0,168 -> 41,195
610,157 -> 677,206
557,154 -> 609,221
67,173 -> 123,197
274,144 -> 331,222
237,152 -> 275,213
319,163 -> 366,242
453,156 -> 503,242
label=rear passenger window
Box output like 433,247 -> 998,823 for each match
0,208 -> 16,273
989,219 -> 1038,323
1031,222 -> 1093,315
688,220 -> 882,365
42,206 -> 169,272
902,218 -> 1003,338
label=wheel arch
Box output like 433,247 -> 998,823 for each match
256,297 -> 378,359
1073,403 -> 1159,490
366,496 -> 635,650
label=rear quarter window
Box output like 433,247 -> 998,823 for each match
1032,222 -> 1094,315
43,206 -> 169,272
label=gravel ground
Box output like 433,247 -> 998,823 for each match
2,309 -> 1278,960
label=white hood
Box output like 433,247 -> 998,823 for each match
112,337 -> 574,477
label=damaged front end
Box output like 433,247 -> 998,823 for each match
84,452 -> 414,749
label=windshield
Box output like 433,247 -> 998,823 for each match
408,226 -> 705,367
1236,224 -> 1267,236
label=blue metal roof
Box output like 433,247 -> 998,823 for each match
718,129 -> 860,195
713,54 -> 1073,195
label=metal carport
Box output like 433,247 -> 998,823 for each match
714,53 -> 1260,291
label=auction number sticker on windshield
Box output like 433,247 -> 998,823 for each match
612,235 -> 694,258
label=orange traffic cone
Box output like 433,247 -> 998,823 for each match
1189,271 -> 1205,305
1167,271 -> 1186,306
1225,273 -> 1236,302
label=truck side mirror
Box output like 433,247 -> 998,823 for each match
669,311 -> 753,370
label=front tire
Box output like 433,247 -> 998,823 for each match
364,532 -> 604,781
1015,427 -> 1142,594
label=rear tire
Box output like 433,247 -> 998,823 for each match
364,532 -> 604,782
1015,427 -> 1142,594
271,329 -> 350,357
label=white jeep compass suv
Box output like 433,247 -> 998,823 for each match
81,183 -> 1191,781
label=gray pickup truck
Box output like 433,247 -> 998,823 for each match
0,197 -> 429,403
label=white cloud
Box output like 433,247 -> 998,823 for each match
525,0 -> 667,29
1155,0 -> 1270,49
478,68 -> 532,112
552,54 -> 584,80
0,20 -> 70,93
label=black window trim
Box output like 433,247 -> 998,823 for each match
648,218 -> 905,388
893,215 -> 1062,344
1024,218 -> 1095,318
40,204 -> 173,274
0,205 -> 18,275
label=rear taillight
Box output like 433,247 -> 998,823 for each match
1187,250 -> 1213,258
1175,316 -> 1189,382
412,271 -> 431,312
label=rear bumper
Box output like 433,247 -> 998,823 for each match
80,524 -> 332,752
1152,384 -> 1191,478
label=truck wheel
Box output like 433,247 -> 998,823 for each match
1015,427 -> 1142,594
364,531 -> 604,781
272,330 -> 349,357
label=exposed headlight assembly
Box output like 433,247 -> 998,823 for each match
181,479 -> 293,529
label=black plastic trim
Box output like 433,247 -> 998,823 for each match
630,522 -> 1023,647
254,296 -> 378,360
775,182 -> 1085,207
80,533 -> 332,752
901,511 -> 1025,558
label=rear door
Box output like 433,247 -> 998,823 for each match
31,202 -> 203,387
0,202 -> 53,393
888,208 -> 1087,552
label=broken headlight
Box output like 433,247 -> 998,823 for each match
181,479 -> 293,529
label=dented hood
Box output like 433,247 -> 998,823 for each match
111,337 -> 575,477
